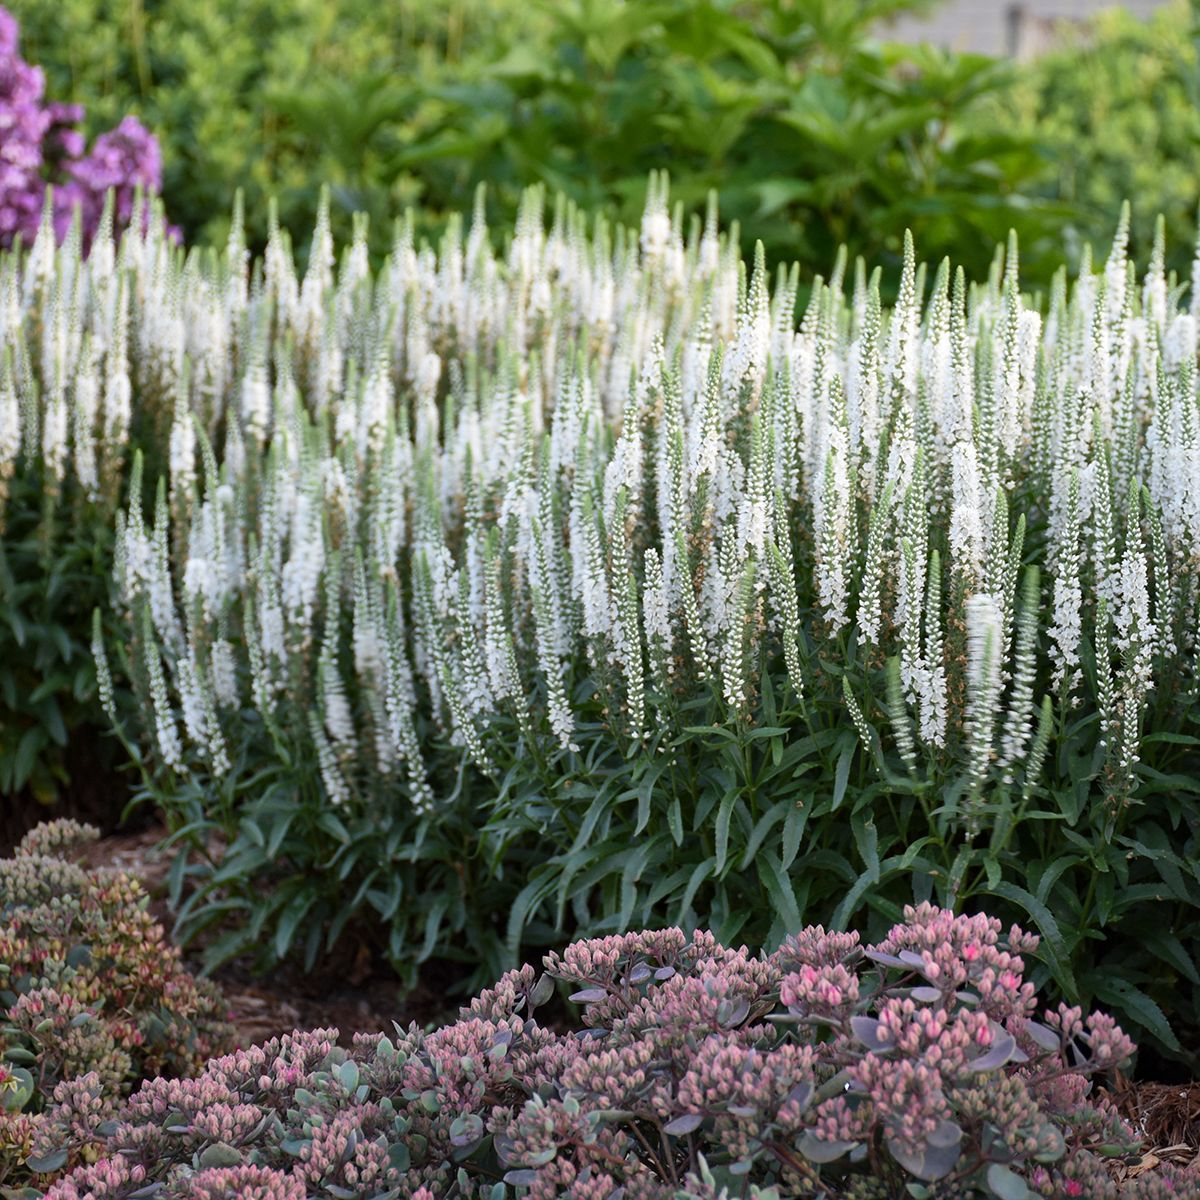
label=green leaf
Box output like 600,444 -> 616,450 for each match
266,809 -> 297,859
25,1148 -> 68,1175
315,811 -> 351,843
678,856 -> 716,919
714,788 -> 740,876
568,788 -> 616,857
507,874 -> 556,959
2,1067 -> 33,1111
758,852 -> 802,932
198,1142 -> 243,1169
781,803 -> 807,870
831,865 -> 880,932
239,817 -> 266,849
986,1163 -> 1031,1199
831,737 -> 854,812
739,804 -> 786,870
667,795 -> 683,846
618,836 -> 661,929
634,783 -> 652,835
1142,932 -> 1200,985
337,1059 -> 360,1093
1091,977 -> 1179,1052
851,812 -> 879,883
11,727 -> 44,793
419,894 -> 450,962
273,893 -> 315,961
986,881 -> 1076,993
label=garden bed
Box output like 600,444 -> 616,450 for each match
3,0 -> 1200,1195
79,823 -> 463,1049
75,819 -> 1200,1190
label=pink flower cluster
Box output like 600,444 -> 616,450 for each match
37,907 -> 1197,1199
0,5 -> 162,247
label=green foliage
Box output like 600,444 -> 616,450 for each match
11,0 -> 1199,285
381,0 -> 1068,282
996,0 -> 1200,282
484,629 -> 1200,1064
0,476 -> 116,809
7,0 -> 1075,283
147,739 -> 522,989
11,0 -> 1200,278
0,820 -> 231,1190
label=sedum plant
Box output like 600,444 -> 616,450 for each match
0,820 -> 232,1191
36,907 -> 1198,1200
4,178 -> 1200,1049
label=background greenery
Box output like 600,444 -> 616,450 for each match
1000,0 -> 1200,281
10,0 -> 1198,286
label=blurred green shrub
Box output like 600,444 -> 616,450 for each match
997,0 -> 1200,281
6,0 -> 542,255
380,0 -> 1078,284
11,0 -> 1198,285
8,0 -> 1078,283
0,471 -> 117,809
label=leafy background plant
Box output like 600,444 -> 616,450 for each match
10,0 -> 1177,284
0,464 -> 136,844
994,0 -> 1200,283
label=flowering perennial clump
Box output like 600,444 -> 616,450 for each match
0,820 -> 232,1189
83,193 -> 1193,800
0,5 -> 164,248
38,909 -> 1197,1199
2,178 -> 1199,1022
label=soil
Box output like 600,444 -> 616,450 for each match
79,822 -> 463,1049
1108,1074 -> 1200,1181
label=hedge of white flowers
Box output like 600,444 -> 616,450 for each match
72,191 -> 1185,796
2,183 -> 1198,1018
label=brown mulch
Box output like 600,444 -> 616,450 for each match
213,968 -> 449,1051
79,823 -> 462,1050
1107,1073 -> 1200,1182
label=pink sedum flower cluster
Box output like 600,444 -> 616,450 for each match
36,905 -> 1198,1198
0,5 -> 162,247
0,821 -> 231,1190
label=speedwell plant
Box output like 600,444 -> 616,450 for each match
2,179 -> 1198,1053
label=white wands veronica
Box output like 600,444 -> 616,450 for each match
1,186 -> 1193,811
